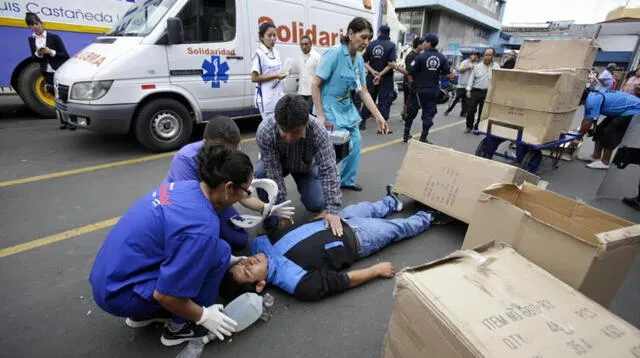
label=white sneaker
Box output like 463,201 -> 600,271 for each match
586,160 -> 610,169
578,154 -> 596,162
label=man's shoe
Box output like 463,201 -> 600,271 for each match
464,128 -> 472,134
341,184 -> 363,191
443,110 -> 450,117
403,134 -> 413,143
428,211 -> 456,226
586,160 -> 609,170
68,126 -> 77,131
622,197 -> 640,211
125,310 -> 172,328
578,153 -> 596,162
59,123 -> 68,130
460,112 -> 467,117
160,321 -> 209,347
419,139 -> 433,145
386,184 -> 403,212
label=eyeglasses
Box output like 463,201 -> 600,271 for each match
238,185 -> 252,197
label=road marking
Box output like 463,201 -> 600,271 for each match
0,217 -> 121,259
0,137 -> 257,188
0,120 -> 464,259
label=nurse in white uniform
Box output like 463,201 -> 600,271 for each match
251,22 -> 286,122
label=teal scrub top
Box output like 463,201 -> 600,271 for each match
316,44 -> 366,128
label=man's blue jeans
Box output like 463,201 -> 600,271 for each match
254,160 -> 325,213
339,197 -> 432,258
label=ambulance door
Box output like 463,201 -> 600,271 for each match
166,0 -> 248,118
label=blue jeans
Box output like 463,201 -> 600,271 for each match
339,197 -> 432,258
254,160 -> 325,213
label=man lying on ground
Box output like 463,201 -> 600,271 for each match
221,185 -> 433,301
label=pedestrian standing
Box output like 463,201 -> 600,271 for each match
501,50 -> 517,69
397,37 -> 425,123
359,25 -> 397,131
444,52 -> 478,117
312,17 -> 390,192
404,34 -> 453,143
251,22 -> 286,122
465,48 -> 499,133
297,35 -> 321,113
25,12 -> 70,128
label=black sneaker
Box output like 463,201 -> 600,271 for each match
386,184 -> 403,212
125,309 -> 172,328
622,197 -> 640,211
161,321 -> 210,347
428,211 -> 455,226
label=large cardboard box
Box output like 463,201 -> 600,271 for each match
394,142 -> 539,223
479,103 -> 578,145
382,245 -> 640,358
487,68 -> 587,113
463,183 -> 640,307
515,38 -> 599,70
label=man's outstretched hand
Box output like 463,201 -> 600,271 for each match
373,262 -> 396,278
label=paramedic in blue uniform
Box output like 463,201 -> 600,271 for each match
359,25 -> 397,131
312,17 -> 390,193
405,34 -> 453,144
222,188 -> 433,301
163,116 -> 293,250
252,22 -> 287,122
89,146 -> 254,347
576,90 -> 640,170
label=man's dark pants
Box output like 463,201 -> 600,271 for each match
404,88 -> 438,141
446,87 -> 468,116
360,75 -> 394,124
466,88 -> 487,130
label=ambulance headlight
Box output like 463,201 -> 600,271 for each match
70,81 -> 113,100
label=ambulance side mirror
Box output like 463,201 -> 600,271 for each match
167,17 -> 184,45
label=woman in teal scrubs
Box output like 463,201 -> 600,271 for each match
312,17 -> 390,192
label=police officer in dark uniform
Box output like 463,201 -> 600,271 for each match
405,34 -> 453,143
359,25 -> 397,132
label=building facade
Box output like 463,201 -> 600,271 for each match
395,0 -> 506,53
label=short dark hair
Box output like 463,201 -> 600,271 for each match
340,17 -> 373,45
197,145 -> 253,189
203,116 -> 241,145
259,22 -> 276,40
25,12 -> 42,26
472,52 -> 481,57
274,94 -> 310,131
411,37 -> 423,49
483,47 -> 496,55
300,35 -> 312,43
219,271 -> 258,302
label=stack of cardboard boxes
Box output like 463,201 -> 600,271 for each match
478,39 -> 599,145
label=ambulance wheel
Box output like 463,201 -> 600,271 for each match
16,62 -> 55,118
520,150 -> 542,174
134,99 -> 193,152
475,138 -> 494,159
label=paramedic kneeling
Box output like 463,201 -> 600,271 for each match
89,146 -> 254,347
577,90 -> 640,169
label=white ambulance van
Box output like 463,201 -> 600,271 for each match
54,0 -> 381,151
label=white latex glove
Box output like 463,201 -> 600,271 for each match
228,255 -> 247,268
196,304 -> 237,341
264,200 -> 295,219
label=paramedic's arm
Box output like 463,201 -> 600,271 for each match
312,76 -> 326,124
360,86 -> 389,134
239,196 -> 266,213
153,291 -> 203,322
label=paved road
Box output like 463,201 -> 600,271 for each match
0,94 -> 638,358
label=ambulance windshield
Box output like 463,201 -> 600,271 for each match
107,0 -> 178,37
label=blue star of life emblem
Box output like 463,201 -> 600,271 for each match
201,56 -> 230,88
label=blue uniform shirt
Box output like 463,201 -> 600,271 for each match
163,141 -> 204,184
316,44 -> 366,128
585,91 -> 640,120
363,36 -> 397,78
410,48 -> 451,93
89,181 -> 230,304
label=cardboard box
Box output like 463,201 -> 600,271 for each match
463,183 -> 640,307
382,245 -> 640,358
515,38 -> 599,71
394,142 -> 539,223
479,103 -> 578,145
487,68 -> 587,113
